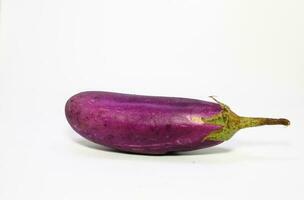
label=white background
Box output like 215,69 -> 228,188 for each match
1,0 -> 304,199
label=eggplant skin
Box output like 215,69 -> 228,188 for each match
65,91 -> 223,154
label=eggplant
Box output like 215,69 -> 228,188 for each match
65,91 -> 289,154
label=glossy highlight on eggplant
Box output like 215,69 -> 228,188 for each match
65,91 -> 290,155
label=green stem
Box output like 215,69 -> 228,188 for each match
238,117 -> 290,129
204,97 -> 291,141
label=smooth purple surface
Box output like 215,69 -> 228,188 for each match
65,91 -> 223,154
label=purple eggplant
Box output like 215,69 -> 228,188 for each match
65,91 -> 289,155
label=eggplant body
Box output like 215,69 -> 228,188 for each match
65,91 -> 223,154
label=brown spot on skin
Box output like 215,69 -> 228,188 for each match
165,124 -> 172,131
105,135 -> 114,141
